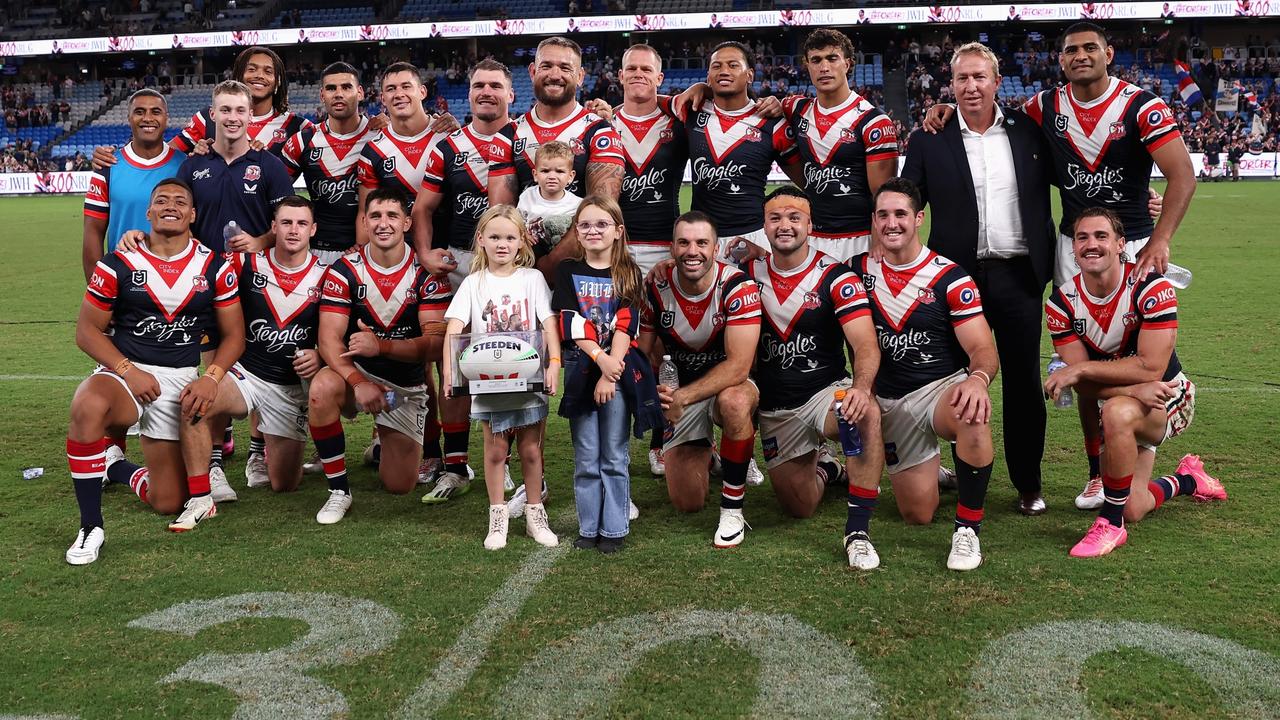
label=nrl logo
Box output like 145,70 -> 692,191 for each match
383,157 -> 396,173
1054,114 -> 1069,134
252,272 -> 269,289
132,270 -> 148,285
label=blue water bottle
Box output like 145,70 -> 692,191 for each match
833,389 -> 863,457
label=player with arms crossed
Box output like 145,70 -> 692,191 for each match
66,179 -> 244,564
746,186 -> 885,569
852,178 -> 999,571
1044,208 -> 1225,558
308,189 -> 452,524
642,211 -> 762,548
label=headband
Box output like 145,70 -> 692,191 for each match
764,194 -> 811,217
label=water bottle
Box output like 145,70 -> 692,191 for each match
222,220 -> 240,247
729,240 -> 751,262
384,390 -> 402,410
658,354 -> 679,391
1047,352 -> 1073,408
1164,263 -> 1193,290
832,389 -> 863,457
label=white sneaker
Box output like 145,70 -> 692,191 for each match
506,482 -> 548,518
484,504 -> 509,550
1075,476 -> 1105,510
209,466 -> 238,502
504,463 -> 515,493
102,444 -> 125,489
648,447 -> 666,476
937,465 -> 958,492
168,495 -> 217,532
713,508 -> 749,548
316,489 -> 353,524
420,471 -> 470,504
245,453 -> 269,488
946,527 -> 983,571
302,451 -> 323,475
816,444 -> 847,486
845,531 -> 880,570
417,457 -> 442,485
66,526 -> 104,565
629,500 -> 640,521
525,503 -> 559,547
746,457 -> 765,486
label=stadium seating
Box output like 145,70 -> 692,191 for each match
397,0 -> 560,22
1,81 -> 110,154
52,82 -> 212,158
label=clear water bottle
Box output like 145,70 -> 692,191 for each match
383,390 -> 402,410
222,220 -> 240,247
832,389 -> 863,456
658,354 -> 679,391
1047,352 -> 1073,408
729,239 -> 751,262
1164,263 -> 1193,290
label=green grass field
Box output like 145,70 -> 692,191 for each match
1,185 -> 1279,720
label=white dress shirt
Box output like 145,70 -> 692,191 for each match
957,105 -> 1026,259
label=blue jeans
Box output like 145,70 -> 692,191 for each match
570,386 -> 631,539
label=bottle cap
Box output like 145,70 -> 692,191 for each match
834,389 -> 847,400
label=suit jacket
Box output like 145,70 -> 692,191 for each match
900,107 -> 1056,288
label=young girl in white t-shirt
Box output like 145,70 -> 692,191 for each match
443,205 -> 562,550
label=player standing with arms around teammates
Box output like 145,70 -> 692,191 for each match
66,179 -> 244,564
642,212 -> 764,548
442,206 -> 562,550
180,197 -> 328,495
746,187 -> 885,570
1044,209 -> 1225,558
852,179 -> 999,571
307,189 -> 452,524
83,89 -> 186,282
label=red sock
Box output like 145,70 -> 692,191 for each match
130,468 -> 150,504
188,473 -> 210,497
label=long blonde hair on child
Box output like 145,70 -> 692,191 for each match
570,195 -> 647,310
470,204 -> 537,274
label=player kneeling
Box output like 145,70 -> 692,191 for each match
181,197 -> 328,498
66,179 -> 244,564
307,189 -> 451,524
1044,208 -> 1225,558
853,179 -> 999,571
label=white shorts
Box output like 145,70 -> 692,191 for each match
808,231 -> 870,263
94,362 -> 199,442
228,364 -> 308,442
876,368 -> 968,474
1056,233 -> 1150,289
352,362 -> 429,442
1139,372 -> 1196,452
718,228 -> 769,261
446,247 -> 475,294
758,378 -> 851,468
628,242 -> 672,277
310,248 -> 349,266
664,379 -> 757,449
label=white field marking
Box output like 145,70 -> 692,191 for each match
968,620 -> 1280,719
394,523 -> 573,719
128,592 -> 401,720
0,374 -> 81,381
0,715 -> 79,719
496,608 -> 882,719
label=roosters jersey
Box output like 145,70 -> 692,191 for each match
173,107 -> 312,163
280,117 -> 374,252
85,240 -> 238,368
319,247 -> 452,387
1045,264 -> 1182,381
356,124 -> 450,212
490,103 -> 624,198
746,247 -> 869,411
1023,78 -> 1181,239
229,250 -> 328,385
851,249 -> 984,399
641,262 -> 760,386
782,93 -> 898,236
421,123 -> 516,251
683,99 -> 797,237
615,99 -> 688,244
83,143 -> 186,252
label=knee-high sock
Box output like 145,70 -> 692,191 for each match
422,415 -> 442,460
67,437 -> 106,529
718,435 -> 753,510
311,420 -> 349,493
1099,474 -> 1132,526
954,455 -> 992,534
1085,436 -> 1103,479
845,484 -> 879,537
1147,473 -> 1195,510
443,422 -> 469,476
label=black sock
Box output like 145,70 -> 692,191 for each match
210,445 -> 223,469
650,429 -> 663,451
443,422 -> 469,476
73,478 -> 104,530
954,455 -> 992,534
845,486 -> 879,537
106,457 -> 144,486
248,437 -> 265,458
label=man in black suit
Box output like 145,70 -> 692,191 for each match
901,42 -> 1054,515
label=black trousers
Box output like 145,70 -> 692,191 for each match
970,256 -> 1045,495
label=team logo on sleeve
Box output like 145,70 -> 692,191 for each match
132,270 -> 148,285
959,287 -> 975,304
1147,109 -> 1165,126
868,127 -> 883,143
244,165 -> 261,182
593,135 -> 614,151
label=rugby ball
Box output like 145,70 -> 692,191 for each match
458,336 -> 542,381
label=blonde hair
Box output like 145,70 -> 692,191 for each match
570,196 -> 647,310
534,140 -> 573,167
950,42 -> 1001,78
471,205 -> 536,273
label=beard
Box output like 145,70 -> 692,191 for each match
534,80 -> 577,107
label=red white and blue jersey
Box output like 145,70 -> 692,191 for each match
782,92 -> 897,237
851,249 -> 984,399
615,98 -> 688,245
228,250 -> 328,385
173,107 -> 312,164
746,247 -> 869,411
490,103 -> 625,198
319,247 -> 452,387
356,125 -> 450,213
421,122 -> 516,252
641,261 -> 760,385
1045,264 -> 1182,381
83,143 -> 187,252
682,99 -> 797,237
1023,78 -> 1181,239
85,239 -> 238,368
280,117 -> 375,253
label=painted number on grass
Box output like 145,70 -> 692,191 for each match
127,592 -> 401,720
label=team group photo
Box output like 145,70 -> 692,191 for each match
2,1 -> 1277,717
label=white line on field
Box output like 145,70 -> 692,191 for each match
0,374 -> 81,381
